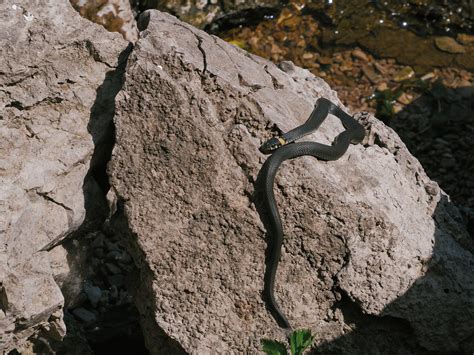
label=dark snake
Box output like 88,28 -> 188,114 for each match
257,97 -> 365,330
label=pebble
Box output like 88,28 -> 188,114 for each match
421,72 -> 436,81
108,274 -> 125,287
397,92 -> 413,105
393,66 -> 415,82
377,82 -> 388,91
106,262 -> 122,274
84,281 -> 102,308
91,233 -> 105,248
362,65 -> 379,83
105,240 -> 120,251
107,250 -> 122,261
434,36 -> 466,54
110,285 -> 119,300
456,33 -> 474,45
374,62 -> 387,74
119,252 -> 132,264
72,308 -> 97,323
318,56 -> 332,65
351,48 -> 369,62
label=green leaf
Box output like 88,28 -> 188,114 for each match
261,339 -> 288,355
289,329 -> 314,355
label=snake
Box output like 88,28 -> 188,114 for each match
257,97 -> 365,330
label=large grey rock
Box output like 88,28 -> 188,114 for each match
0,0 -> 127,352
110,10 -> 474,354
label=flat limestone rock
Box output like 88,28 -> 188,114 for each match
0,0 -> 127,352
110,10 -> 474,354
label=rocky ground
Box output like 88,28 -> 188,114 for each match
21,1 -> 472,353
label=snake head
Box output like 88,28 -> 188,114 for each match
259,137 -> 286,154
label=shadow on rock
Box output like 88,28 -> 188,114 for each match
40,44 -> 151,354
390,82 -> 474,216
106,201 -> 188,355
312,193 -> 474,354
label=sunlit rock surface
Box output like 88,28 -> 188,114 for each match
109,10 -> 474,354
0,0 -> 127,352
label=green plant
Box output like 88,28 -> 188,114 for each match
370,88 -> 402,123
262,329 -> 314,355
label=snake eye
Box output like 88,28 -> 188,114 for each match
259,137 -> 282,154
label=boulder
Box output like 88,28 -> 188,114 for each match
0,0 -> 128,352
109,10 -> 474,354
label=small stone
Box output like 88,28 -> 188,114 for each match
279,61 -> 295,72
72,308 -> 96,323
118,290 -> 131,305
339,63 -> 353,72
91,233 -> 105,248
106,250 -> 122,261
377,82 -> 388,91
421,72 -> 436,81
83,281 -> 102,308
318,56 -> 332,65
273,31 -> 287,42
106,262 -> 122,274
105,240 -> 120,251
276,8 -> 293,25
434,36 -> 465,54
374,62 -> 387,74
393,103 -> 403,113
352,48 -> 369,62
108,274 -> 125,287
456,33 -> 474,45
110,285 -> 119,299
362,65 -> 379,83
393,66 -> 415,82
118,252 -> 132,264
397,92 -> 413,105
100,290 -> 110,305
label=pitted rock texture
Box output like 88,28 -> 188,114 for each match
0,0 -> 127,352
110,11 -> 474,354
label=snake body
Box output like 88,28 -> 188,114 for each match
258,97 -> 365,330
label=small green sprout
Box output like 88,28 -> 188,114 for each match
262,329 -> 315,355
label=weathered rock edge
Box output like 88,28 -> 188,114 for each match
108,10 -> 474,354
0,0 -> 128,352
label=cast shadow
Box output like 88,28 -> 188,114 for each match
390,82 -> 474,221
313,83 -> 474,354
311,194 -> 474,354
